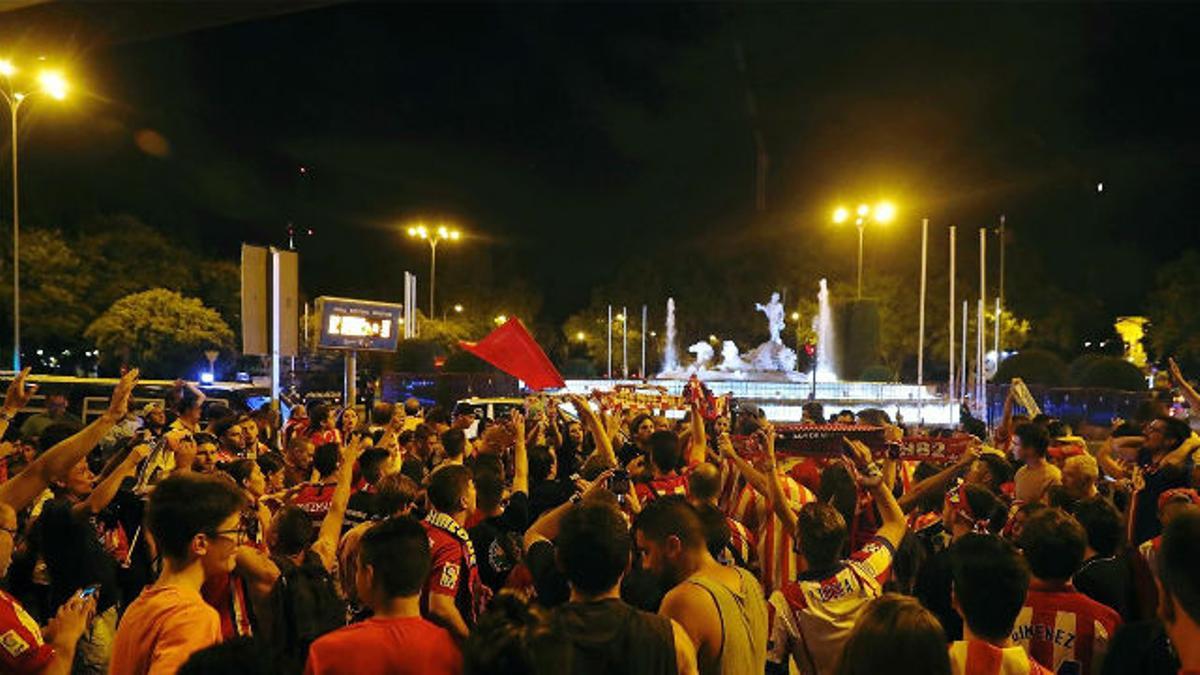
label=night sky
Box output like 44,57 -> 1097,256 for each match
5,2 -> 1200,334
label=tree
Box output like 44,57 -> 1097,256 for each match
994,348 -> 1069,386
0,227 -> 93,354
1072,356 -> 1146,391
84,288 -> 234,378
1147,249 -> 1200,371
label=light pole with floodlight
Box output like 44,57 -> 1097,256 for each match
833,201 -> 895,300
406,222 -> 460,318
0,60 -> 69,370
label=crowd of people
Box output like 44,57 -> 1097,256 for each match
0,363 -> 1199,675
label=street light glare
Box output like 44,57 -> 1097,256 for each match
874,201 -> 896,223
453,304 -> 463,313
0,60 -> 14,77
449,230 -> 460,240
856,204 -> 870,217
37,70 -> 67,100
832,207 -> 848,224
575,331 -> 586,341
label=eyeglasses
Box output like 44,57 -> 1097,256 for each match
208,527 -> 248,545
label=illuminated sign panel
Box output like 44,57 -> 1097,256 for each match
315,297 -> 404,351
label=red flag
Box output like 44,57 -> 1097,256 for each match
459,317 -> 565,391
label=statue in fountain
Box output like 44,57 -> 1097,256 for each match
756,292 -> 786,345
687,341 -> 714,371
718,341 -> 749,371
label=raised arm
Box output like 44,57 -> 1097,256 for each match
1169,358 -> 1200,414
685,404 -> 707,468
761,423 -> 799,536
0,368 -> 35,441
568,394 -> 615,466
311,436 -> 362,570
77,442 -> 150,516
896,448 -> 978,513
846,438 -> 906,549
0,369 -> 138,512
717,431 -> 771,498
511,410 -> 529,496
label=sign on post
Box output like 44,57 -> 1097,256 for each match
314,297 -> 405,352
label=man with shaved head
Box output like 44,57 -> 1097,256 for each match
688,462 -> 757,571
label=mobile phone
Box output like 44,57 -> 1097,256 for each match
609,469 -> 630,495
79,585 -> 101,600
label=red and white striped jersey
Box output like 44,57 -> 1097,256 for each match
731,475 -> 816,593
1011,583 -> 1121,675
726,516 -> 756,568
949,641 -> 1054,675
766,536 -> 895,675
716,456 -> 744,514
634,469 -> 691,504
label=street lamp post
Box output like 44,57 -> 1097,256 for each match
406,223 -> 460,318
833,201 -> 895,300
0,62 -> 68,371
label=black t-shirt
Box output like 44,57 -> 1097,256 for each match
1132,462 -> 1188,545
552,598 -> 677,675
1073,554 -> 1132,621
344,487 -> 381,533
469,492 -> 531,592
529,480 -> 573,523
1101,620 -> 1178,675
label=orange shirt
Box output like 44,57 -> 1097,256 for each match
109,585 -> 222,675
304,616 -> 462,675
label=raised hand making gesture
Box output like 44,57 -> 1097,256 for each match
2,367 -> 36,419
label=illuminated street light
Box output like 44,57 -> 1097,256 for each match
575,331 -> 586,342
0,59 -> 70,370
405,221 -> 461,317
790,311 -> 800,321
833,199 -> 898,300
453,304 -> 463,313
494,314 -> 507,325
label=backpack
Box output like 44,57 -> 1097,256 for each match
267,550 -> 346,674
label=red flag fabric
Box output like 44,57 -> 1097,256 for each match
459,317 -> 565,391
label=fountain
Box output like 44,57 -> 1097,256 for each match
576,279 -> 954,425
814,278 -> 838,382
662,297 -> 680,374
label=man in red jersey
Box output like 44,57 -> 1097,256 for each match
421,464 -> 486,639
1012,509 -> 1121,675
305,517 -> 461,675
765,435 -> 907,675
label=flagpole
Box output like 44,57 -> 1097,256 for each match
961,300 -> 968,406
622,305 -> 628,379
978,227 -> 987,420
917,218 -> 928,424
607,305 -> 613,380
641,304 -> 647,379
949,225 -> 956,404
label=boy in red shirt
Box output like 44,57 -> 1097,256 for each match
421,464 -> 486,639
305,517 -> 461,675
1013,508 -> 1121,675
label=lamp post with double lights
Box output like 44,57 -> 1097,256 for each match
0,59 -> 69,370
832,201 -> 895,300
405,222 -> 460,318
